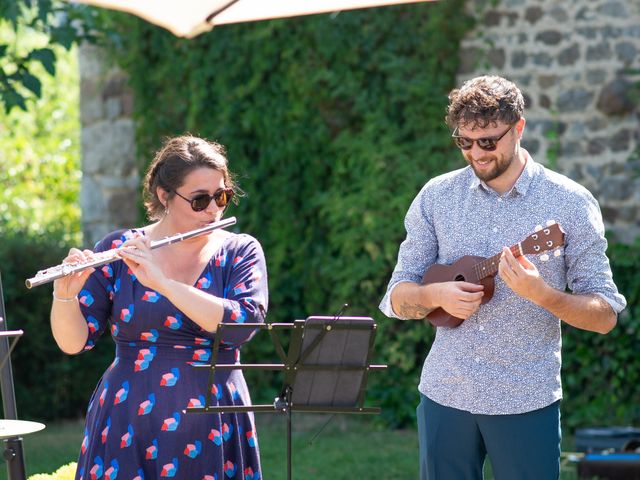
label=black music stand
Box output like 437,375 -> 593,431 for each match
186,316 -> 386,480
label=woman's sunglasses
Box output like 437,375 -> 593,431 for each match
452,124 -> 514,151
174,188 -> 234,212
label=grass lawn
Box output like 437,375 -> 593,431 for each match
1,415 -> 581,479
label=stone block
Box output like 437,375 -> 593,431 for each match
586,69 -> 608,85
539,94 -> 551,109
523,93 -> 533,108
538,75 -> 559,89
532,53 -> 553,67
102,76 -> 129,99
106,191 -> 140,224
81,119 -> 136,175
105,97 -> 122,120
586,43 -> 613,62
78,43 -> 107,79
558,44 -> 580,66
596,79 -> 636,116
549,7 -> 569,22
483,10 -> 501,27
487,48 -> 506,68
511,51 -> 527,68
100,173 -> 140,192
600,176 -> 635,201
557,88 -> 594,112
536,30 -> 564,46
80,176 -> 106,223
576,7 -> 597,22
524,6 -> 543,24
80,98 -> 104,125
609,129 -> 631,152
617,206 -> 639,223
521,138 -> 540,155
598,1 -> 628,18
459,47 -> 483,74
615,42 -> 638,64
587,139 -> 606,155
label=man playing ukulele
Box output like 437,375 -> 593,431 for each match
379,75 -> 626,480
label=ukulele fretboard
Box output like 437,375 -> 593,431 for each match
472,244 -> 522,281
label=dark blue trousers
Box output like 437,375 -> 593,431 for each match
417,394 -> 561,480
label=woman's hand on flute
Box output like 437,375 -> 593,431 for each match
119,237 -> 167,293
52,248 -> 96,300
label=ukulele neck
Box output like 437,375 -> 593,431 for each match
474,243 -> 522,280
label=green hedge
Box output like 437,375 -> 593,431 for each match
561,239 -> 640,431
0,231 -> 113,420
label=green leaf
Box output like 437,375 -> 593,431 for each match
2,88 -> 27,113
50,24 -> 77,50
28,48 -> 57,76
21,72 -> 42,97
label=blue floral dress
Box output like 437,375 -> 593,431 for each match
74,228 -> 268,480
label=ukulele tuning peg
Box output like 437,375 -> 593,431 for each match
540,254 -> 550,262
546,220 -> 556,226
554,249 -> 561,257
535,225 -> 543,232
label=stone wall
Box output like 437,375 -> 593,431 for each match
79,43 -> 138,247
79,0 -> 640,243
459,0 -> 640,243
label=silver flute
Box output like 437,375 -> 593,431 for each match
25,216 -> 237,289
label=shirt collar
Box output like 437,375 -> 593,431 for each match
468,150 -> 537,197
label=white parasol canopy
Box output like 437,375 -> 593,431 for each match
68,0 -> 433,38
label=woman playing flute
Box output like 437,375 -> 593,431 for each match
50,135 -> 268,480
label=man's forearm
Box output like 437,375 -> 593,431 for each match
390,282 -> 440,319
532,285 -> 616,334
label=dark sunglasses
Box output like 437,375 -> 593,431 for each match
173,188 -> 234,212
452,124 -> 514,151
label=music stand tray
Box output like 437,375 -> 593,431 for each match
186,316 -> 386,480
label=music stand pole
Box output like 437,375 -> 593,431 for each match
0,272 -> 27,480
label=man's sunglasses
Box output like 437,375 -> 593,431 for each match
174,188 -> 234,212
452,124 -> 514,151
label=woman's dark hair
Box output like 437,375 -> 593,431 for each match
445,75 -> 524,130
143,135 -> 239,220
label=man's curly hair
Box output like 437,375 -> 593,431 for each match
445,75 -> 524,130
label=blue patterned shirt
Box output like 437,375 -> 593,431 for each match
379,154 -> 627,415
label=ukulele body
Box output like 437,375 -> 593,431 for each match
422,255 -> 496,328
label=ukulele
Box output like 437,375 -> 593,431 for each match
422,222 -> 565,328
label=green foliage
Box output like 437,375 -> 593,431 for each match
0,36 -> 81,237
1,232 -> 113,421
98,1 -> 473,426
562,240 -> 640,431
0,0 -> 96,112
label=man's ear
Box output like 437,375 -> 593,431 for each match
515,117 -> 526,137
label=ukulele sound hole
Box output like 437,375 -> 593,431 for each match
454,274 -> 466,282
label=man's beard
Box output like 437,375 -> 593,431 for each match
467,152 -> 514,183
